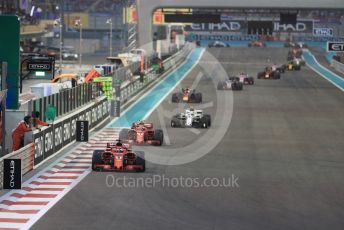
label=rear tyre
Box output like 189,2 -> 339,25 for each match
195,93 -> 202,103
233,82 -> 243,90
203,114 -> 211,127
200,117 -> 208,129
171,93 -> 180,103
171,117 -> 180,128
154,129 -> 163,146
217,82 -> 225,90
135,151 -> 145,172
274,72 -> 281,79
257,72 -> 264,79
92,150 -> 103,171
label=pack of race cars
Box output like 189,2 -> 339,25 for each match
92,45 -> 306,173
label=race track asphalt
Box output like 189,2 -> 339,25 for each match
32,47 -> 344,230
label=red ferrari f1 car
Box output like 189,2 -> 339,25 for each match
92,140 -> 145,172
119,121 -> 163,146
172,88 -> 202,103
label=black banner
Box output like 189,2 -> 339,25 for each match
53,122 -> 63,152
27,62 -> 52,71
102,100 -> 109,118
165,14 -> 221,23
248,21 -> 273,35
111,100 -> 121,117
62,118 -> 71,146
3,159 -> 22,189
97,103 -> 102,123
327,42 -> 344,52
76,121 -> 89,142
92,106 -> 98,127
70,115 -> 78,141
85,108 -> 93,129
34,131 -> 44,165
43,126 -> 54,159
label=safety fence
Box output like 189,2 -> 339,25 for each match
117,44 -> 194,104
0,143 -> 35,189
32,82 -> 102,121
113,61 -> 141,82
33,96 -> 109,167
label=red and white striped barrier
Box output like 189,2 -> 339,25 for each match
0,128 -> 120,230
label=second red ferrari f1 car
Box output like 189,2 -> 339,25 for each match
119,121 -> 163,146
92,140 -> 145,172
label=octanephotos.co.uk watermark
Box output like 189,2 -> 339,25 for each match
105,174 -> 239,189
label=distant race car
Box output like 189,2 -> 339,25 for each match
172,88 -> 202,103
286,58 -> 304,71
284,41 -> 308,49
292,57 -> 305,66
229,73 -> 254,85
62,48 -> 78,60
171,108 -> 211,128
287,48 -> 303,60
92,139 -> 145,172
208,41 -> 230,48
276,64 -> 287,73
257,66 -> 281,79
217,79 -> 243,90
119,121 -> 163,146
248,41 -> 266,47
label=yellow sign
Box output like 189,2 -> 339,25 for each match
152,8 -> 192,25
64,13 -> 89,28
123,6 -> 137,24
153,9 -> 164,25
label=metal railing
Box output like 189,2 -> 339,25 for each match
32,82 -> 102,121
115,44 -> 194,105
